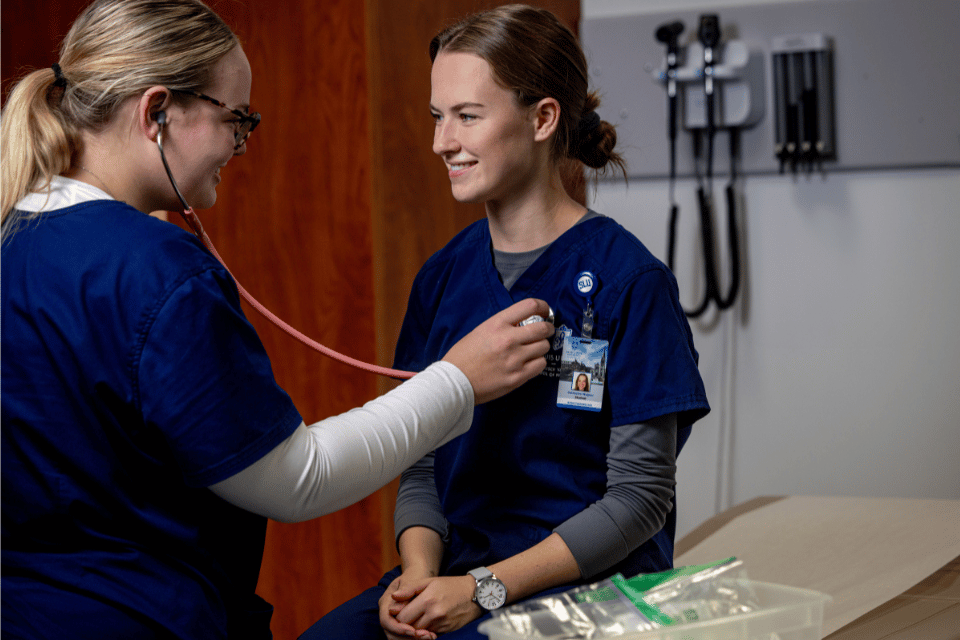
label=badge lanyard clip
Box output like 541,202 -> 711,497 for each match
575,271 -> 598,338
559,271 -> 606,413
581,305 -> 594,339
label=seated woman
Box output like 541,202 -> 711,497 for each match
300,5 -> 709,640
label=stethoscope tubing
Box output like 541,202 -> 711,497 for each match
157,125 -> 416,380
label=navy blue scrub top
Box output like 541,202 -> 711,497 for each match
394,214 -> 709,580
2,200 -> 301,639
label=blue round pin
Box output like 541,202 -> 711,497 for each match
574,271 -> 597,297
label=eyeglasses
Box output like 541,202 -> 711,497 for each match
173,89 -> 261,149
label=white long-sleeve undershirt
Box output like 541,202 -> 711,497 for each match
209,361 -> 473,522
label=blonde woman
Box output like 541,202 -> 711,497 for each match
0,1 -> 554,637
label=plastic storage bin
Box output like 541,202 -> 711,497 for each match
478,581 -> 831,640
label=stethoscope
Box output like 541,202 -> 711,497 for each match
155,112 -> 417,379
658,16 -> 741,319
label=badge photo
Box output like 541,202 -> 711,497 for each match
556,335 -> 608,412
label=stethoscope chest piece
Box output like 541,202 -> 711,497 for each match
520,305 -> 556,327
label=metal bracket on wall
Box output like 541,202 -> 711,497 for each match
655,40 -> 766,131
772,33 -> 835,174
581,0 -> 960,179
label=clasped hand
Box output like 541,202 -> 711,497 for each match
378,571 -> 480,639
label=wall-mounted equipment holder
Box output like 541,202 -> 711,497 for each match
653,14 -> 746,319
655,40 -> 766,131
771,33 -> 835,174
581,0 -> 960,179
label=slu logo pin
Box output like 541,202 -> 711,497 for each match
575,271 -> 597,297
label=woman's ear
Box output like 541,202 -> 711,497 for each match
532,97 -> 561,142
136,86 -> 172,141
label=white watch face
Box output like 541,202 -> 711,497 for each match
476,577 -> 507,610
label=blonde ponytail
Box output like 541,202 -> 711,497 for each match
1,68 -> 79,238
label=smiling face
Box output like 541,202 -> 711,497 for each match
164,45 -> 252,210
430,51 -> 541,207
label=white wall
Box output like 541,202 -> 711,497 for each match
584,0 -> 960,540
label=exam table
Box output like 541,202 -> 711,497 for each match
673,496 -> 960,639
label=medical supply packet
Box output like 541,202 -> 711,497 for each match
489,557 -> 758,638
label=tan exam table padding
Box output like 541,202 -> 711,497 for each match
674,496 -> 960,639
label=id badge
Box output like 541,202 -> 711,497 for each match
556,334 -> 608,412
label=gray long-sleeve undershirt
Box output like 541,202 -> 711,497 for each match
394,415 -> 677,579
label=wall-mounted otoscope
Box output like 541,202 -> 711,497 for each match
655,20 -> 684,168
654,14 -> 762,318
655,19 -> 684,251
698,14 -> 721,182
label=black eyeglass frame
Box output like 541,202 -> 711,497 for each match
172,89 -> 261,149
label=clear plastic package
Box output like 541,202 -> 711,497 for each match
488,558 -> 752,638
480,582 -> 831,640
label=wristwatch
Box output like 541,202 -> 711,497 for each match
468,566 -> 507,611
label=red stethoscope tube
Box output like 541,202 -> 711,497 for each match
157,123 -> 416,379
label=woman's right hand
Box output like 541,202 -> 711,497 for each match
441,298 -> 554,405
